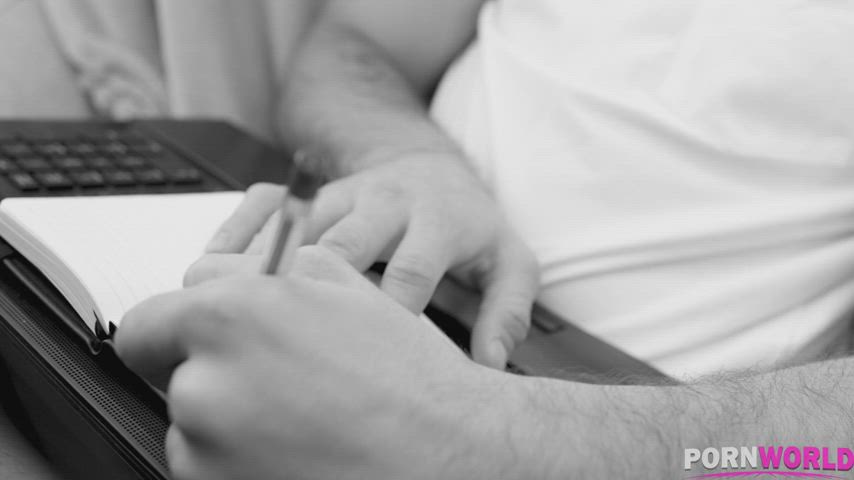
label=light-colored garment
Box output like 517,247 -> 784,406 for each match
24,0 -> 321,142
432,0 -> 854,379
0,0 -> 92,117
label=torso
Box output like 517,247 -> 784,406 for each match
432,0 -> 854,378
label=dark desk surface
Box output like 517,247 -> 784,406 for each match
0,404 -> 63,479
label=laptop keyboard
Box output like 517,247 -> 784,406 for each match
0,130 -> 206,195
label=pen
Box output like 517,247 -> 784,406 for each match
261,149 -> 327,275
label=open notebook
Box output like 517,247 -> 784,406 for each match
0,192 -> 244,337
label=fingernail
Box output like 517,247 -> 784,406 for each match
204,232 -> 229,252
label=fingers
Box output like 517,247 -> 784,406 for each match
244,210 -> 280,255
302,182 -> 356,245
115,290 -> 196,388
205,183 -> 284,253
165,426 -> 198,480
166,426 -> 224,480
290,245 -> 376,290
470,242 -> 540,369
183,254 -> 262,287
317,188 -> 407,272
166,424 -> 208,480
184,246 -> 373,289
380,219 -> 450,314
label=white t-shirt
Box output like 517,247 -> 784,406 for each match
432,0 -> 854,379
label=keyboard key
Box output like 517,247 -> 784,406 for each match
167,167 -> 202,184
19,132 -> 74,143
17,157 -> 52,171
129,141 -> 164,155
53,156 -> 86,170
67,142 -> 98,156
118,133 -> 163,154
104,170 -> 135,186
35,142 -> 68,157
148,151 -> 187,168
0,158 -> 18,173
8,172 -> 39,191
115,156 -> 148,169
35,171 -> 73,189
100,142 -> 128,156
70,170 -> 105,188
1,142 -> 32,156
0,130 -> 217,194
85,156 -> 114,169
134,168 -> 166,185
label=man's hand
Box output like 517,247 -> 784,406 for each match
122,246 -> 854,479
200,152 -> 540,369
196,0 -> 539,369
118,246 -> 528,480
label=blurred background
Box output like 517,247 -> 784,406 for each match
0,0 -> 325,145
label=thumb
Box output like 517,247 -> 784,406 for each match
470,244 -> 540,369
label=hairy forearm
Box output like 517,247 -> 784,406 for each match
279,19 -> 463,176
500,358 -> 854,478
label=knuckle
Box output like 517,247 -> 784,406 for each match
521,253 -> 541,277
202,279 -> 270,328
168,389 -> 200,433
168,364 -> 220,435
386,254 -> 439,290
177,290 -> 231,341
510,242 -> 540,273
320,225 -> 369,261
165,427 -> 195,480
245,182 -> 280,197
503,307 -> 532,341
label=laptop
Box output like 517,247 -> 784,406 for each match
0,119 -> 285,480
0,119 -> 666,480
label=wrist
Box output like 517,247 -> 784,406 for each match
430,368 -> 586,480
337,144 -> 467,177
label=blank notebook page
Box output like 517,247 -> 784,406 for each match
0,192 -> 244,333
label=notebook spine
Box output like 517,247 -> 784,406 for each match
0,253 -> 102,355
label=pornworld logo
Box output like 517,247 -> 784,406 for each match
684,446 -> 854,479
